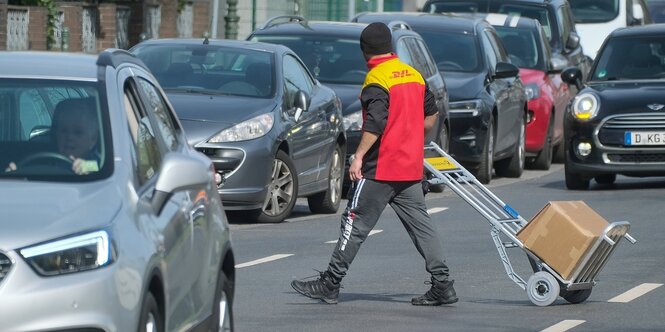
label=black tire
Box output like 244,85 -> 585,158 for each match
212,271 -> 234,332
308,145 -> 343,214
560,288 -> 592,304
529,118 -> 553,170
565,162 -> 590,190
257,150 -> 298,223
552,142 -> 565,163
595,174 -> 616,185
475,117 -> 494,184
138,292 -> 163,332
495,115 -> 525,178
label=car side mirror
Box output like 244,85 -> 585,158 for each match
548,54 -> 568,74
494,62 -> 519,79
152,153 -> 211,215
566,32 -> 580,51
293,90 -> 309,122
561,67 -> 583,91
630,4 -> 644,25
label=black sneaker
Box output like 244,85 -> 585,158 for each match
411,279 -> 458,306
291,271 -> 340,304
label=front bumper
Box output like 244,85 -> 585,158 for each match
196,138 -> 274,210
565,112 -> 665,177
449,110 -> 490,165
0,251 -> 136,332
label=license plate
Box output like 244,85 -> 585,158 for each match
625,131 -> 665,146
425,157 -> 458,170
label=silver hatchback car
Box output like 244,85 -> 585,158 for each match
0,50 -> 235,331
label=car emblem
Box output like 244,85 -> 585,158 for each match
647,103 -> 664,111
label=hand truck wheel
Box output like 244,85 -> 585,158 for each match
526,271 -> 560,306
560,288 -> 592,304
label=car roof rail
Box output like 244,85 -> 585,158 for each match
388,20 -> 412,31
260,15 -> 307,30
97,48 -> 147,70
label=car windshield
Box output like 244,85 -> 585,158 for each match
647,1 -> 665,23
592,36 -> 665,81
425,1 -> 488,13
251,35 -> 366,85
494,4 -> 554,42
569,0 -> 620,23
495,26 -> 545,71
0,79 -> 110,181
417,30 -> 482,73
132,44 -> 275,98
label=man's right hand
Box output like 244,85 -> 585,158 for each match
349,155 -> 363,181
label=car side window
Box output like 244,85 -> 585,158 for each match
406,37 -> 434,78
415,39 -> 439,78
283,55 -> 313,108
136,77 -> 179,151
487,29 -> 509,63
123,79 -> 162,185
18,90 -> 50,140
395,38 -> 414,69
480,30 -> 498,72
558,6 -> 571,47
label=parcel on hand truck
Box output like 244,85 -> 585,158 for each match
423,142 -> 636,306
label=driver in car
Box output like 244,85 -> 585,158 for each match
5,98 -> 100,175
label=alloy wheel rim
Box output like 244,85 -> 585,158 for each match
145,313 -> 156,332
487,126 -> 494,179
519,122 -> 525,169
218,292 -> 231,331
330,150 -> 342,204
263,159 -> 294,216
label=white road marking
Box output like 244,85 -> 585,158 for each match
541,320 -> 585,332
235,254 -> 293,268
608,283 -> 663,303
427,207 -> 449,214
325,229 -> 383,244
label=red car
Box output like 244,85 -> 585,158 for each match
486,13 -> 574,169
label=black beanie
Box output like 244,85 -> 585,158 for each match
360,22 -> 392,55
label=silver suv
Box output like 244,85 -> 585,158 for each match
0,50 -> 234,331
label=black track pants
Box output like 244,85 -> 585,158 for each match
327,178 -> 450,283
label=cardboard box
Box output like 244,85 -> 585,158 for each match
516,201 -> 609,280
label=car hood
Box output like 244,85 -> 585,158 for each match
324,83 -> 362,116
166,92 -> 278,144
443,72 -> 485,101
0,180 -> 121,250
518,68 -> 546,85
587,81 -> 665,111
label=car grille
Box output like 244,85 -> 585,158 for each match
607,153 -> 665,163
599,113 -> 665,147
0,253 -> 12,284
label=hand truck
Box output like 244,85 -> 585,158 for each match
423,142 -> 637,306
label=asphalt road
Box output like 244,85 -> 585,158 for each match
228,165 -> 665,332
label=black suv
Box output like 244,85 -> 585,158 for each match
248,16 -> 450,190
355,12 -> 527,184
422,0 -> 592,80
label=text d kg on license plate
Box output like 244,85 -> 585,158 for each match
625,131 -> 665,146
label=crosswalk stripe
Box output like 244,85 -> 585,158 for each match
608,283 -> 663,303
427,207 -> 448,214
235,254 -> 293,268
541,320 -> 585,332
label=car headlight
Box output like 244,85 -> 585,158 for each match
572,93 -> 599,121
449,100 -> 481,116
208,113 -> 274,143
20,230 -> 112,276
343,111 -> 363,131
525,83 -> 541,101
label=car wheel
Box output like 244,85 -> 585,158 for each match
552,142 -> 565,163
429,124 -> 450,193
565,162 -> 590,190
308,145 -> 343,213
475,117 -> 494,184
495,115 -> 525,178
138,292 -> 163,332
258,150 -> 298,223
529,118 -> 553,170
212,271 -> 234,332
595,174 -> 616,185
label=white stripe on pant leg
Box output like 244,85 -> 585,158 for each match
341,179 -> 365,251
